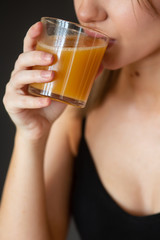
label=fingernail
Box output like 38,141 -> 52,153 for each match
43,53 -> 53,61
41,70 -> 53,79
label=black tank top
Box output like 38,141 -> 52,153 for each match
71,118 -> 160,240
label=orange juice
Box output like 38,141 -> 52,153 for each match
28,36 -> 107,107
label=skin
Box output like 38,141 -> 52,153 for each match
74,0 -> 160,215
1,0 -> 160,239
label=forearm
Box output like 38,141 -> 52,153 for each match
0,130 -> 52,240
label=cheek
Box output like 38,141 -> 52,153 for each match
104,10 -> 160,69
103,26 -> 160,70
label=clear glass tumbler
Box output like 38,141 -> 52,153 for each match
28,17 -> 109,108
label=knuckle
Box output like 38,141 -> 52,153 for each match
24,50 -> 39,64
32,51 -> 46,65
2,94 -> 6,106
35,50 -> 44,60
6,74 -> 19,91
11,69 -> 15,78
20,96 -> 27,106
17,52 -> 24,62
5,82 -> 12,93
31,97 -> 41,107
9,74 -> 18,89
3,89 -> 10,110
20,96 -> 37,108
32,70 -> 40,80
17,96 -> 29,109
31,97 -> 44,108
32,50 -> 40,60
15,53 -> 24,68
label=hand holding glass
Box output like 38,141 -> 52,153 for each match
28,17 -> 108,108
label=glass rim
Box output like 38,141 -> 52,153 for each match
41,17 -> 109,40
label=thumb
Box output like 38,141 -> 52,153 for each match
23,21 -> 43,52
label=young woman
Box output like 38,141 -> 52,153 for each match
1,0 -> 160,239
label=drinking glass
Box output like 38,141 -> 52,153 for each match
28,17 -> 109,108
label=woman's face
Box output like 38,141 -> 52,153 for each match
74,0 -> 160,70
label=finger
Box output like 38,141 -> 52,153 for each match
15,95 -> 51,109
5,93 -> 51,112
13,50 -> 54,74
10,70 -> 54,89
23,22 -> 43,52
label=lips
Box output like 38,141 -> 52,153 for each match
83,28 -> 108,38
82,25 -> 116,48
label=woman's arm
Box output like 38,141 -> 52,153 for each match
0,108 -> 80,240
0,131 -> 52,240
44,108 -> 81,240
0,22 -> 71,240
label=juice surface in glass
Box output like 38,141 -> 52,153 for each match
29,35 -> 107,107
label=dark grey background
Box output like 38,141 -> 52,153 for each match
0,0 -> 80,239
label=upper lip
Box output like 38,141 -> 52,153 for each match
84,26 -> 115,39
83,28 -> 115,45
83,27 -> 109,38
80,22 -> 116,43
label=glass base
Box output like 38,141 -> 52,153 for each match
28,86 -> 86,108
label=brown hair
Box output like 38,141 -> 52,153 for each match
75,0 -> 159,117
137,0 -> 159,15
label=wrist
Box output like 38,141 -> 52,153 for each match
15,126 -> 50,147
13,129 -> 49,163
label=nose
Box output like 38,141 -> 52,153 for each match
76,0 -> 107,24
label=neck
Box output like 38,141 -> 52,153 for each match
116,50 -> 160,110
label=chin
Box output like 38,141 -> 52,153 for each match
102,53 -> 123,70
102,55 -> 135,70
102,47 -> 136,70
